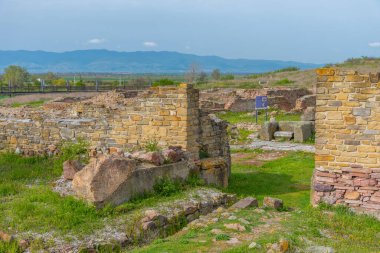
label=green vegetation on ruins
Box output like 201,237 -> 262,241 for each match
135,150 -> 380,253
1,145 -> 379,252
217,110 -> 301,125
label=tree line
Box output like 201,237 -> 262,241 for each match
0,64 -> 235,90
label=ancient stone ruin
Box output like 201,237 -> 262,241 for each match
0,84 -> 231,206
312,68 -> 380,217
200,87 -> 313,112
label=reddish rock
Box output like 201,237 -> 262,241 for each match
63,160 -> 84,180
131,151 -> 165,166
18,239 -> 30,250
162,147 -> 184,163
0,231 -> 13,242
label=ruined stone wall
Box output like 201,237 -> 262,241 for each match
199,88 -> 311,112
0,84 -> 228,161
312,68 -> 380,215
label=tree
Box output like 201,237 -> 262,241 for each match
197,72 -> 208,84
2,65 -> 29,86
211,69 -> 221,80
52,78 -> 67,86
185,63 -> 201,84
44,72 -> 58,84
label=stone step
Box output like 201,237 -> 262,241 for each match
274,131 -> 294,141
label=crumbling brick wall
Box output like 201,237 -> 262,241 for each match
312,68 -> 380,215
0,84 -> 229,162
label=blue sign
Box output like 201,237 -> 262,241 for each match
255,96 -> 268,109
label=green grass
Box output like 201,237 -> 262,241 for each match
274,78 -> 295,85
227,151 -> 314,208
217,111 -> 301,125
1,147 -> 379,253
133,150 -> 380,253
11,99 -> 46,108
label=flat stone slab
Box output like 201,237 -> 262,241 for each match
274,131 -> 293,141
231,197 -> 258,209
231,139 -> 315,153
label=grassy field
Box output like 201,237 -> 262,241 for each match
217,111 -> 301,125
1,147 -> 379,252
135,150 -> 380,253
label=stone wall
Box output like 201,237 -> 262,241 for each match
312,68 -> 380,216
200,88 -> 311,112
0,84 -> 229,162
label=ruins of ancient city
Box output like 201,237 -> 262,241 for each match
1,1 -> 380,252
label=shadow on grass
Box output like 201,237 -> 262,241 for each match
227,172 -> 309,197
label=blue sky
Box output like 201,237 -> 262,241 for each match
0,0 -> 380,63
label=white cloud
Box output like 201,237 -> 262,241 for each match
143,41 -> 158,47
369,42 -> 380,48
88,38 -> 106,44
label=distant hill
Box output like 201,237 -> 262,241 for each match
0,50 -> 322,73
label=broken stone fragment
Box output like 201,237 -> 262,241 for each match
313,183 -> 334,192
260,121 -> 279,141
223,223 -> 246,232
0,231 -> 14,242
72,156 -> 137,206
231,197 -> 258,209
63,160 -> 84,180
200,157 -> 229,188
131,151 -> 165,166
263,197 -> 284,210
162,147 -> 184,163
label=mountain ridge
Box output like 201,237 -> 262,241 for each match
0,49 -> 322,73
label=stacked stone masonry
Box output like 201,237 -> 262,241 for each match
312,68 -> 380,216
0,84 -> 229,163
200,88 -> 311,112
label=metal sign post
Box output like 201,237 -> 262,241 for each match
255,96 -> 268,123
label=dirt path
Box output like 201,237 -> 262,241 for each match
232,138 -> 315,153
0,92 -> 97,105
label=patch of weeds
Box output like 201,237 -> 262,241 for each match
153,177 -> 182,197
304,131 -> 316,144
59,137 -> 89,162
199,147 -> 210,159
275,78 -> 295,85
144,139 -> 160,152
215,234 -> 231,241
11,99 -> 47,108
0,240 -> 22,253
185,173 -> 204,187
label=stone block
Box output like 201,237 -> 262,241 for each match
231,197 -> 258,209
352,108 -> 371,117
274,131 -> 293,141
263,197 -> 283,210
294,122 -> 314,142
200,157 -> 229,188
259,121 -> 278,141
73,156 -> 191,207
301,107 -> 315,121
63,160 -> 84,180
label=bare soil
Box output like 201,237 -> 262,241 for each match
0,92 -> 98,105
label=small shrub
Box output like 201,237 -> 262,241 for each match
275,78 -> 295,85
215,234 -> 230,241
221,74 -> 235,80
59,138 -> 89,162
151,78 -> 176,87
153,177 -> 182,197
199,148 -> 209,159
144,139 -> 160,152
185,173 -> 204,187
